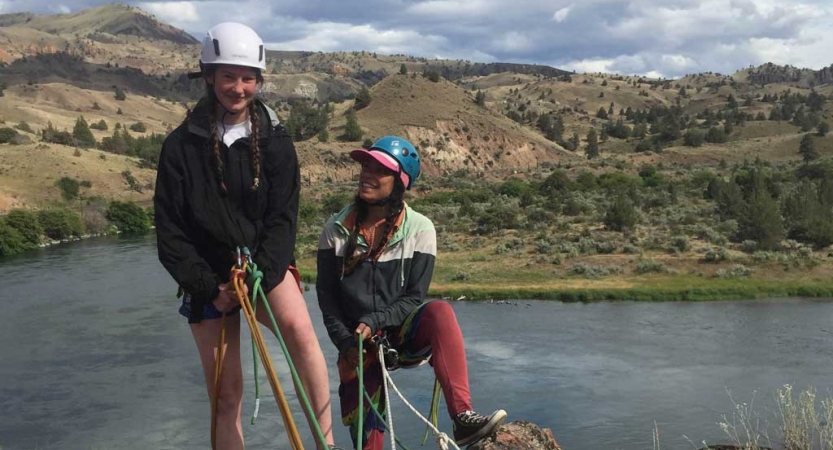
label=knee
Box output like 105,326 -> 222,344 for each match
215,380 -> 243,418
281,317 -> 319,350
423,300 -> 456,323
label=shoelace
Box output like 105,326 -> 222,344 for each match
457,411 -> 487,425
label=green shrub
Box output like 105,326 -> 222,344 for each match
129,122 -> 147,133
14,121 -> 33,133
636,259 -> 664,274
604,194 -> 639,231
623,244 -> 641,254
704,246 -> 728,262
37,209 -> 85,240
5,209 -> 42,247
716,264 -> 753,278
0,219 -> 27,257
106,201 -> 150,234
670,235 -> 690,253
55,177 -> 81,201
0,127 -> 17,144
450,271 -> 470,281
741,240 -> 758,253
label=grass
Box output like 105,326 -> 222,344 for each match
671,385 -> 833,450
296,247 -> 833,302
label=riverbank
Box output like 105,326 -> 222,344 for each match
295,247 -> 833,301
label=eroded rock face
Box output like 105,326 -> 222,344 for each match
469,421 -> 562,450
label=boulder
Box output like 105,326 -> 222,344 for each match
469,420 -> 561,450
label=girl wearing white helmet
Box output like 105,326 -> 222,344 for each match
155,22 -> 341,450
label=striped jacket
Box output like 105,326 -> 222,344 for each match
316,204 -> 437,353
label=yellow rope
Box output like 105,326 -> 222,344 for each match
232,265 -> 305,450
210,313 -> 227,450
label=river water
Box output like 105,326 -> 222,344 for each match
1,235 -> 832,450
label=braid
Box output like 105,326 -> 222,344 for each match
209,96 -> 227,195
248,101 -> 261,191
341,200 -> 368,277
341,180 -> 406,276
368,182 -> 405,260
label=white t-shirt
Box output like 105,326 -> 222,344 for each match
218,120 -> 252,148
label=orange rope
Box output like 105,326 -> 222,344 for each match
210,313 -> 227,450
231,265 -> 305,450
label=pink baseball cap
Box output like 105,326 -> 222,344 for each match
350,148 -> 410,188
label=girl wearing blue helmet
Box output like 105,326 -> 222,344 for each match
316,136 -> 507,449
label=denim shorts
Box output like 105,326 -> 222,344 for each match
179,293 -> 241,321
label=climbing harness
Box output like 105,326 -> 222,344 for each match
352,335 -> 462,450
209,246 -> 329,450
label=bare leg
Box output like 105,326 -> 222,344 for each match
191,317 -> 245,450
257,273 -> 335,449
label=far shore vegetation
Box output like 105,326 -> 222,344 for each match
295,157 -> 833,302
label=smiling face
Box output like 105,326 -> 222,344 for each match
207,64 -> 259,123
358,158 -> 397,204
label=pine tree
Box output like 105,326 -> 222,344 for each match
738,173 -> 784,250
354,87 -> 371,110
799,134 -> 819,162
342,109 -> 363,141
817,121 -> 829,137
475,90 -> 486,106
569,132 -> 580,151
72,116 -> 96,148
399,64 -> 407,75
114,87 -> 126,101
585,128 -> 599,159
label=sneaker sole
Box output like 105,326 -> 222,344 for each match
455,409 -> 508,447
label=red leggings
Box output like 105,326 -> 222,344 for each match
358,301 -> 472,450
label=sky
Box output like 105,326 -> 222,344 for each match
1,0 -> 832,78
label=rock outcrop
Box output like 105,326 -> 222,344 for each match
469,421 -> 561,450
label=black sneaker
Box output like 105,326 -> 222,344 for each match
453,409 -> 508,446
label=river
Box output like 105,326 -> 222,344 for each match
1,235 -> 832,450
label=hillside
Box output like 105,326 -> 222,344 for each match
1,4 -> 833,210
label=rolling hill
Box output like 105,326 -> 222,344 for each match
2,3 -> 833,209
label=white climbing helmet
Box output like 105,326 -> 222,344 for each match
199,22 -> 265,70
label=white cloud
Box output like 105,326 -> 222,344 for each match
562,58 -> 614,74
137,1 -> 200,25
4,0 -> 833,79
491,31 -> 534,53
553,5 -> 571,23
268,20 -> 449,56
53,4 -> 70,13
406,0 -> 497,18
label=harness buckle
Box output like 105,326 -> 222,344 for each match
374,333 -> 400,371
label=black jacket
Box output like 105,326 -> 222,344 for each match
154,97 -> 299,322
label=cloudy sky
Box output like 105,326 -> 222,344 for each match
1,0 -> 831,78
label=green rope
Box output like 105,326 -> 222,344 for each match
245,258 -> 329,450
249,275 -> 261,425
357,335 -> 364,450
362,388 -> 412,450
422,378 -> 442,446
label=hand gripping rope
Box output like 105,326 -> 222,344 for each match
210,247 -> 329,450
353,337 -> 461,450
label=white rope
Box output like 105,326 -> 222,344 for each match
378,344 -> 397,450
377,344 -> 462,450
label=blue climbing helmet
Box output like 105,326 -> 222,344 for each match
369,136 -> 421,190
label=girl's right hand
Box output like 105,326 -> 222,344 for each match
212,282 -> 244,312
